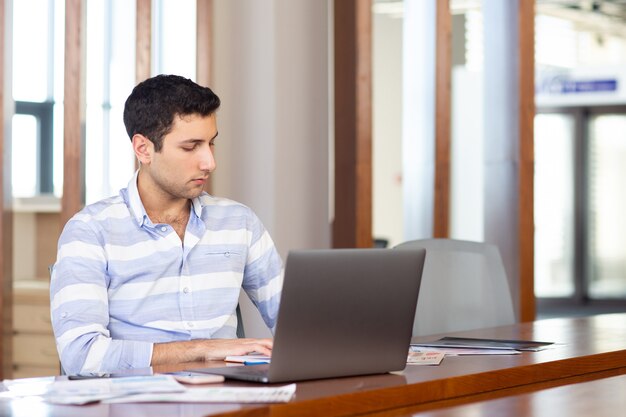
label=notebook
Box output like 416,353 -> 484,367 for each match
187,247 -> 426,383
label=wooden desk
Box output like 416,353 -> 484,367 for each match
361,373 -> 626,417
0,313 -> 624,417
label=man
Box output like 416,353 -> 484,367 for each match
50,74 -> 283,375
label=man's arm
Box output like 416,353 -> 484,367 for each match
151,338 -> 273,365
51,216 -> 156,375
242,212 -> 284,332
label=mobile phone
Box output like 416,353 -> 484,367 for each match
167,372 -> 225,385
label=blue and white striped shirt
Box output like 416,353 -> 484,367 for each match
50,173 -> 283,375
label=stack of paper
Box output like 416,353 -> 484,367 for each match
1,375 -> 296,405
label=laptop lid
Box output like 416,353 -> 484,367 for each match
189,248 -> 425,383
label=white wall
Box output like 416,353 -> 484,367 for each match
211,0 -> 331,261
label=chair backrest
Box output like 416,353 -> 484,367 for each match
395,238 -> 516,336
237,290 -> 272,338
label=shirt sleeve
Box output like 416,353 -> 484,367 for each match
241,210 -> 284,332
50,215 -> 153,375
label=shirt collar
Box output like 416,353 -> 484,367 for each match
126,170 -> 205,227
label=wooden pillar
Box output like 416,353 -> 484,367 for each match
0,0 -> 14,379
196,0 -> 213,87
333,0 -> 372,248
196,0 -> 214,194
518,0 -> 535,322
136,0 -> 152,84
61,0 -> 86,227
433,0 -> 452,238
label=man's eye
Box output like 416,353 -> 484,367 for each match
183,144 -> 198,151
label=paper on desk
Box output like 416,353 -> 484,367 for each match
411,346 -> 521,356
104,383 -> 296,404
1,376 -> 55,398
44,375 -> 185,405
407,351 -> 445,365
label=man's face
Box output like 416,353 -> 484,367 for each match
145,113 -> 218,201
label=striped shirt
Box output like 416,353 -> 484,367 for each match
50,173 -> 283,375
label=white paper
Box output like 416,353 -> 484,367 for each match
43,375 -> 185,405
104,383 -> 296,404
406,351 -> 445,365
3,375 -> 295,405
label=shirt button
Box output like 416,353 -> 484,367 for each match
160,226 -> 167,232
61,312 -> 68,319
183,287 -> 190,294
224,251 -> 230,258
188,322 -> 194,328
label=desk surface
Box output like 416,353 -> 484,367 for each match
1,313 -> 625,417
362,373 -> 626,417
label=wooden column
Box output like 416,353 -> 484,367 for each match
0,0 -> 14,379
433,0 -> 452,238
196,0 -> 214,194
196,0 -> 213,87
333,0 -> 372,248
61,0 -> 86,227
134,0 -> 152,172
136,0 -> 152,84
518,0 -> 535,322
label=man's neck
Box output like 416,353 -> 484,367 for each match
137,169 -> 192,241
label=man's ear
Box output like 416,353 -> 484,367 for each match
132,134 -> 153,165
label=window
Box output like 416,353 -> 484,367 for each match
12,0 -> 63,197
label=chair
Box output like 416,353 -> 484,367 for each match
237,291 -> 272,338
394,238 -> 516,336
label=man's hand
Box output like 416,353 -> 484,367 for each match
151,338 -> 273,366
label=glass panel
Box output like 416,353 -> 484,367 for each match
154,0 -> 196,78
372,1 -> 403,248
85,0 -> 136,204
12,0 -> 50,102
534,113 -> 575,297
11,115 -> 38,197
450,1 -> 484,241
588,114 -> 626,299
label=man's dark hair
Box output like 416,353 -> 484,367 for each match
123,74 -> 221,151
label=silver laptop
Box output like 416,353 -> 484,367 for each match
187,248 -> 426,383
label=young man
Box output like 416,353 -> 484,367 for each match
50,75 -> 283,375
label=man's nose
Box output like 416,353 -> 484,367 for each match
199,146 -> 216,172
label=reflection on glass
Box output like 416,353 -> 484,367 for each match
588,114 -> 626,298
11,115 -> 38,197
534,113 -> 575,297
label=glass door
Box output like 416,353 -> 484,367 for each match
534,112 -> 576,298
588,112 -> 626,299
535,107 -> 626,309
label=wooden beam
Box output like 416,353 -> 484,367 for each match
0,0 -> 14,379
196,0 -> 214,194
333,0 -> 372,248
433,0 -> 452,238
518,0 -> 536,321
196,0 -> 213,87
61,0 -> 86,227
136,0 -> 152,84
